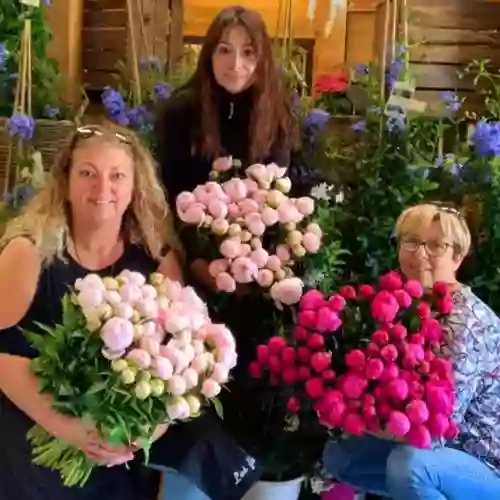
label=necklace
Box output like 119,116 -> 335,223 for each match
71,238 -> 124,273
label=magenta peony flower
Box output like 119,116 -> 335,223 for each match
310,352 -> 331,373
387,411 -> 411,437
282,366 -> 299,384
268,336 -> 287,354
365,358 -> 384,380
101,317 -> 134,352
298,365 -> 311,380
393,289 -> 412,308
386,378 -> 409,400
378,271 -> 403,290
380,363 -> 399,382
249,361 -> 263,379
358,284 -> 376,300
371,291 -> 399,323
406,399 -> 430,425
380,344 -> 398,363
339,285 -> 356,299
293,326 -> 308,342
315,307 -> 342,332
286,396 -> 301,413
281,346 -> 296,365
436,295 -> 454,314
307,333 -> 325,349
425,381 -> 454,414
298,310 -> 317,329
416,302 -> 432,319
300,289 -> 325,310
327,294 -> 346,312
297,346 -> 311,363
343,413 -> 366,436
305,377 -> 325,399
345,350 -> 366,371
339,373 -> 367,399
404,280 -> 424,298
406,425 -> 432,448
432,281 -> 450,296
372,329 -> 390,345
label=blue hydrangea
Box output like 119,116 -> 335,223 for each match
441,91 -> 461,113
101,87 -> 128,122
43,105 -> 59,118
154,82 -> 173,101
5,113 -> 35,141
470,120 -> 500,157
127,105 -> 150,129
0,43 -> 8,70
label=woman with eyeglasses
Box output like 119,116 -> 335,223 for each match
322,203 -> 500,499
0,123 -> 182,499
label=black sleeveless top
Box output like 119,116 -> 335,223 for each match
0,243 -> 159,500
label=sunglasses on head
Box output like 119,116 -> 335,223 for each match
75,125 -> 131,144
428,201 -> 465,221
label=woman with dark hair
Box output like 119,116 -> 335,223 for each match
155,4 -> 305,287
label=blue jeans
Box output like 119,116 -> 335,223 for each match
149,465 -> 210,500
323,435 -> 500,500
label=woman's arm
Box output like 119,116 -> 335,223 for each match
0,238 -> 133,463
157,248 -> 184,283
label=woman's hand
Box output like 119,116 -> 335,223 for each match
58,418 -> 135,466
190,259 -> 217,291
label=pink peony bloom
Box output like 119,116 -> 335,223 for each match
261,206 -> 279,226
231,256 -> 258,284
343,413 -> 366,436
126,349 -> 151,369
365,358 -> 384,380
212,156 -> 233,172
339,373 -> 367,399
406,399 -> 430,425
245,212 -> 266,236
386,378 -> 409,400
208,198 -> 228,219
310,352 -> 331,373
393,289 -> 412,308
266,254 -> 282,272
168,374 -> 187,395
227,203 -> 240,218
139,337 -> 161,357
267,162 -> 287,179
387,411 -> 411,437
379,271 -> 403,290
179,203 -> 206,225
223,178 -> 248,202
406,425 -> 432,448
404,280 -> 424,298
300,289 -> 325,310
220,238 -> 242,259
182,368 -> 199,390
201,379 -> 222,398
306,222 -> 322,237
270,277 -> 303,305
238,198 -> 260,215
252,189 -> 268,206
250,248 -> 269,268
242,177 -> 259,194
118,283 -> 142,304
277,201 -> 302,224
166,397 -> 191,420
176,191 -> 197,212
302,231 -> 321,253
152,356 -> 174,380
371,291 -> 399,323
101,347 -> 125,360
101,317 -> 134,352
295,196 -> 315,216
256,269 -> 274,287
246,163 -> 271,186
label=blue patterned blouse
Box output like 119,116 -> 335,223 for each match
442,285 -> 500,474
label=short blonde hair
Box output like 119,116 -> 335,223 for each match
1,123 -> 181,263
396,203 -> 471,256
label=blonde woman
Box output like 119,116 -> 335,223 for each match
323,202 -> 500,499
0,124 -> 182,499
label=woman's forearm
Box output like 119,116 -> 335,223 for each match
0,354 -> 72,439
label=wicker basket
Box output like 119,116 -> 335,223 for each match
0,118 -> 77,189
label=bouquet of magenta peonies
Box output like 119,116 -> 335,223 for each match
25,270 -> 237,487
175,157 -> 323,308
249,271 -> 457,449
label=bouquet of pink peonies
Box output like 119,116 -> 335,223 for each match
249,271 -> 458,449
25,270 -> 236,487
175,157 -> 323,307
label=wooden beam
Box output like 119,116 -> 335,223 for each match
169,0 -> 184,74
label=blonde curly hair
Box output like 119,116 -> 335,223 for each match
1,123 -> 180,263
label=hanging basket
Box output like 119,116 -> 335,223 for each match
0,118 -> 76,187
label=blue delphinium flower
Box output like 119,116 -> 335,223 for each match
351,120 -> 366,132
0,43 -> 8,70
101,87 -> 129,125
140,56 -> 162,72
5,113 -> 35,141
387,116 -> 405,133
43,105 -> 59,119
302,108 -> 330,143
355,64 -> 369,76
470,120 -> 500,157
154,82 -> 173,101
4,184 -> 36,209
441,91 -> 461,114
42,0 -> 52,5
127,105 -> 150,128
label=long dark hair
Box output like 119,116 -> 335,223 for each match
186,5 -> 299,161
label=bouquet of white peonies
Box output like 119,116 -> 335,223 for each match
25,270 -> 237,487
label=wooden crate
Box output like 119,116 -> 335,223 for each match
373,0 -> 500,116
82,0 -> 183,90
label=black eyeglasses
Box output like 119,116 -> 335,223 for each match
75,126 -> 131,144
399,239 -> 452,257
